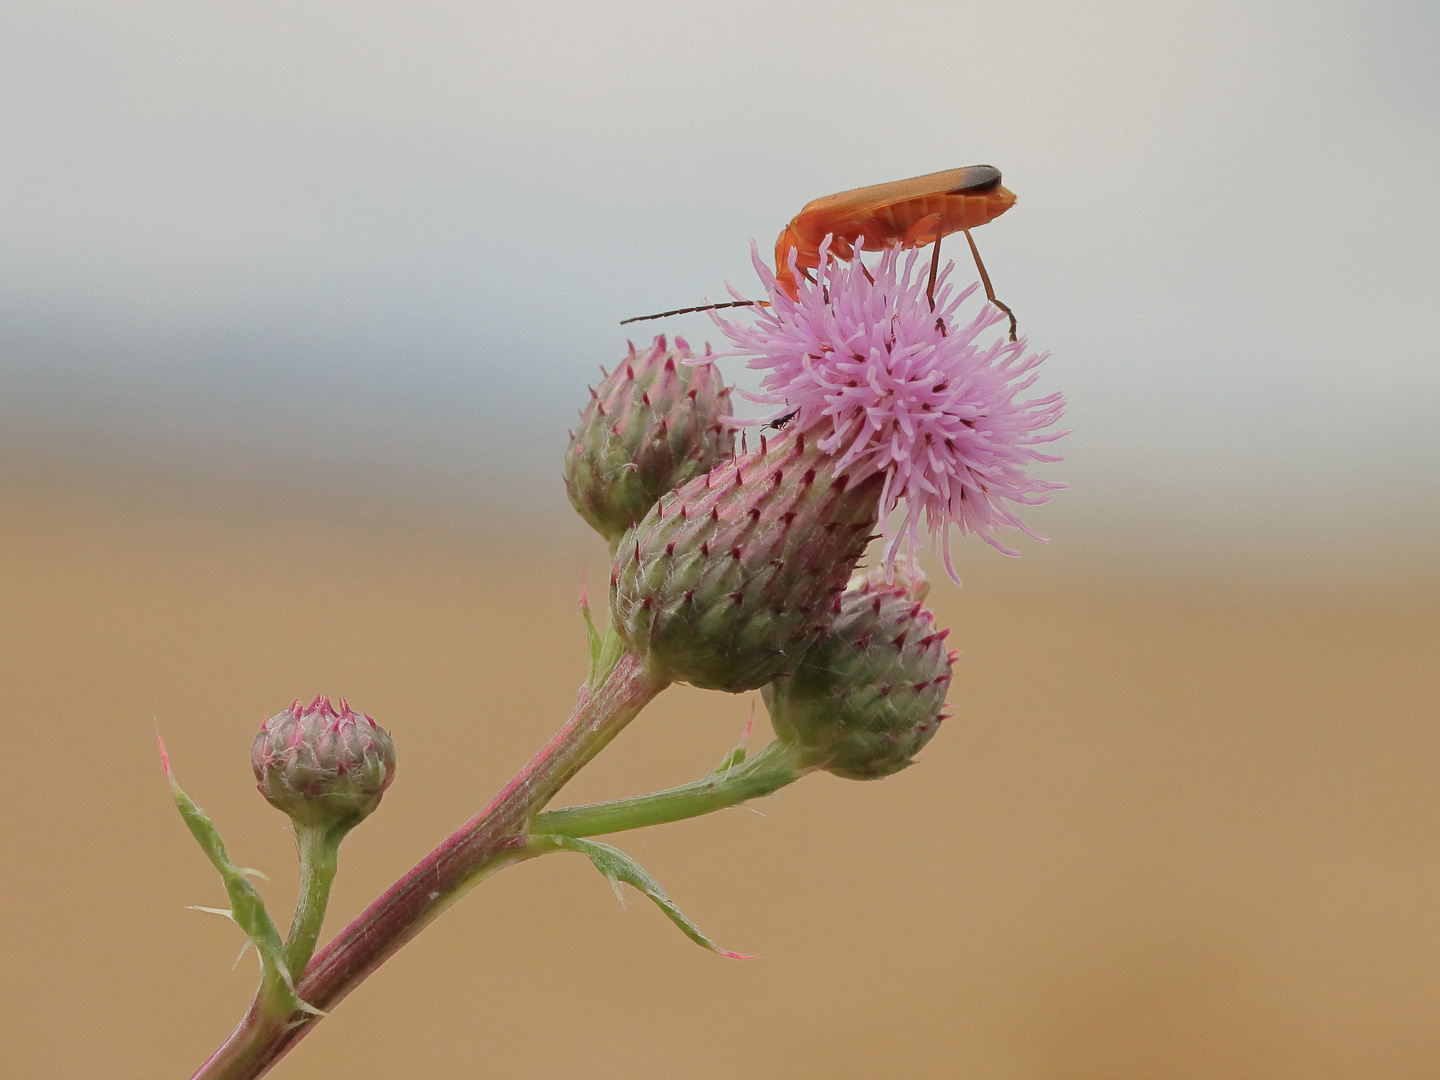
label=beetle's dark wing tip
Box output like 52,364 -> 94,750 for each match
952,165 -> 1002,193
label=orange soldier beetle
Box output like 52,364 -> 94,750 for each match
622,165 -> 1019,340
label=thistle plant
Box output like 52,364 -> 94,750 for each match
162,239 -> 1065,1078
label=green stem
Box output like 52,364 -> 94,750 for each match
535,740 -> 811,839
284,823 -> 346,981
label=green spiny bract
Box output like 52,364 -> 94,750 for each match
251,697 -> 396,829
762,571 -> 954,780
611,429 -> 883,693
565,336 -> 734,548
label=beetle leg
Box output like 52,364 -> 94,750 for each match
899,212 -> 942,248
926,234 -> 942,312
926,235 -> 949,334
963,229 -> 1017,342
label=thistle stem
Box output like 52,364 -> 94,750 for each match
190,647 -> 668,1080
534,740 -> 811,839
283,823 -> 344,982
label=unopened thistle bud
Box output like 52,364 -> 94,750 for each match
611,428 -> 883,693
762,571 -> 954,779
251,696 -> 396,829
565,336 -> 734,547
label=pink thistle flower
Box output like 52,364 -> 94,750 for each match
709,241 -> 1067,582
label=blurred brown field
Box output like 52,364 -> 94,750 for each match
2,464 -> 1438,1080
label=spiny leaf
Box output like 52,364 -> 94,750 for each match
579,575 -> 631,689
551,834 -> 755,959
579,572 -> 604,681
158,732 -> 315,1015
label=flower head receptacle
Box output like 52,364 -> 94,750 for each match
252,697 -> 396,830
763,568 -> 953,780
565,335 -> 734,548
612,429 -> 883,693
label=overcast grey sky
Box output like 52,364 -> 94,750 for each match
2,0 -> 1436,559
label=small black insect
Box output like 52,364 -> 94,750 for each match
765,409 -> 799,432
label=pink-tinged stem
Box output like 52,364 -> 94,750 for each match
191,650 -> 667,1080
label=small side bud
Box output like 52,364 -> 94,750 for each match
251,697 -> 396,829
565,336 -> 734,546
762,570 -> 952,779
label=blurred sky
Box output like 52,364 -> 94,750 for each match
1,0 -> 1437,563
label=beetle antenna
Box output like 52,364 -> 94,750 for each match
962,229 -> 1017,342
620,300 -> 770,325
